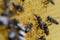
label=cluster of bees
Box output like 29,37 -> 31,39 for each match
34,14 -> 59,40
0,0 -> 28,40
37,0 -> 59,40
0,0 -> 59,40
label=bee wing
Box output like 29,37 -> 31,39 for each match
0,16 -> 8,25
18,36 -> 26,40
9,32 -> 16,39
17,23 -> 25,31
19,31 -> 26,36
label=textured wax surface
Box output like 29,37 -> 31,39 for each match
0,0 -> 60,40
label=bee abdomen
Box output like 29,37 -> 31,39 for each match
47,16 -> 59,24
18,31 -> 26,40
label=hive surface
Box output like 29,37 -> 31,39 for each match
0,0 -> 60,40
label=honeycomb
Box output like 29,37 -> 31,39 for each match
0,0 -> 60,40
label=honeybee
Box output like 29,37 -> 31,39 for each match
47,16 -> 59,25
25,23 -> 33,33
12,3 -> 24,12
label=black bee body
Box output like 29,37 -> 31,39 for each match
44,28 -> 49,35
34,15 -> 46,30
8,20 -> 15,29
12,3 -> 24,12
47,16 -> 59,25
39,22 -> 47,30
9,18 -> 25,31
11,19 -> 19,25
42,22 -> 49,35
38,22 -> 44,30
34,15 -> 42,28
0,21 -> 3,25
39,36 -> 46,40
35,15 -> 42,22
39,22 -> 49,35
25,23 -> 33,33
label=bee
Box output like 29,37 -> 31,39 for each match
34,14 -> 49,35
47,16 -> 59,25
39,36 -> 46,40
8,18 -> 25,31
8,20 -> 15,29
42,22 -> 49,35
25,23 -> 33,33
11,19 -> 19,25
5,0 -> 10,8
39,22 -> 48,30
34,14 -> 42,22
40,22 -> 49,35
44,28 -> 49,35
34,14 -> 43,29
34,14 -> 42,27
0,21 -> 3,25
1,10 -> 14,17
12,3 -> 24,12
12,19 -> 26,31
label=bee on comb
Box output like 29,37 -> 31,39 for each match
25,23 -> 33,33
47,16 -> 59,25
12,3 -> 24,12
